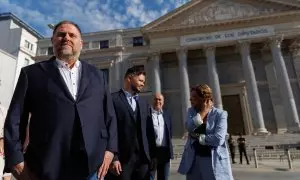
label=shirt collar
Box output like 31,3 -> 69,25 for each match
151,107 -> 163,114
122,89 -> 139,99
56,58 -> 81,69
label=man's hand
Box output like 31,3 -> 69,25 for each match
0,138 -> 4,156
109,160 -> 122,176
13,162 -> 25,176
12,162 -> 33,180
98,151 -> 114,179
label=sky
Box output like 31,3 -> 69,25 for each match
0,0 -> 191,37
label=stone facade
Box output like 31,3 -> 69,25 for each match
35,0 -> 300,137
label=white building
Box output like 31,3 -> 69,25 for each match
35,0 -> 300,137
0,49 -> 17,108
0,12 -> 43,108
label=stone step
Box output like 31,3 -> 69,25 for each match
171,134 -> 300,160
172,134 -> 300,148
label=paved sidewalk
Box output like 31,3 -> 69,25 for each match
169,160 -> 300,180
231,160 -> 300,172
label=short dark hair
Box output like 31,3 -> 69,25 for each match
52,20 -> 82,36
124,65 -> 146,78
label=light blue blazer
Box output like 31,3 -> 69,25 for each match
178,107 -> 234,180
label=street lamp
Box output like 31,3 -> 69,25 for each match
47,24 -> 54,29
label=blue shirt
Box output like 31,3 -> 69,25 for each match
122,89 -> 138,111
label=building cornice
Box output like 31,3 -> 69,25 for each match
81,46 -> 123,54
0,12 -> 44,39
142,0 -> 204,31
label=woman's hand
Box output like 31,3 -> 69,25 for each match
200,100 -> 213,120
192,113 -> 203,126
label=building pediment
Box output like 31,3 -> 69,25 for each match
181,1 -> 279,24
142,0 -> 300,33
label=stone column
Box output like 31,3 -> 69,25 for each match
269,36 -> 300,132
112,54 -> 122,92
204,46 -> 223,109
116,33 -> 123,47
151,52 -> 161,93
239,41 -> 268,134
108,60 -> 114,92
176,48 -> 191,128
262,46 -> 287,134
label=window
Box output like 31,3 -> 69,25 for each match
39,48 -> 47,55
83,42 -> 90,50
24,58 -> 30,67
24,40 -> 30,48
100,40 -> 109,49
133,36 -> 143,47
101,68 -> 109,84
25,40 -> 30,49
24,40 -> 33,50
92,41 -> 100,49
48,47 -> 53,55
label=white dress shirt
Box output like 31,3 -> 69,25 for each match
151,107 -> 167,147
0,105 -> 7,138
56,59 -> 81,100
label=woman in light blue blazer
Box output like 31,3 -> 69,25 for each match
178,84 -> 234,180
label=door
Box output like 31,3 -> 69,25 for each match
222,95 -> 245,135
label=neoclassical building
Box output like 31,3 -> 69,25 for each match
35,0 -> 300,137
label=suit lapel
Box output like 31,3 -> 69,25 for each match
76,61 -> 91,102
206,107 -> 216,132
39,57 -> 74,101
137,99 -> 144,122
137,99 -> 147,133
118,90 -> 135,121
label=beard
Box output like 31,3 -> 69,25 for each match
57,48 -> 80,60
131,84 -> 140,94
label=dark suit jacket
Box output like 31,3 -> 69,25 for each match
111,90 -> 156,164
4,57 -> 118,179
151,109 -> 174,160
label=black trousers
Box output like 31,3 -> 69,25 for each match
106,153 -> 150,180
62,150 -> 89,180
229,145 -> 236,163
151,147 -> 170,180
239,147 -> 249,164
63,115 -> 89,179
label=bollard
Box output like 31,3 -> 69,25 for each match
286,149 -> 293,170
253,148 -> 258,168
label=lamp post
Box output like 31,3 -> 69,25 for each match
47,24 -> 54,29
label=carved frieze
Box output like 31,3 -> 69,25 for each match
178,1 -> 279,26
